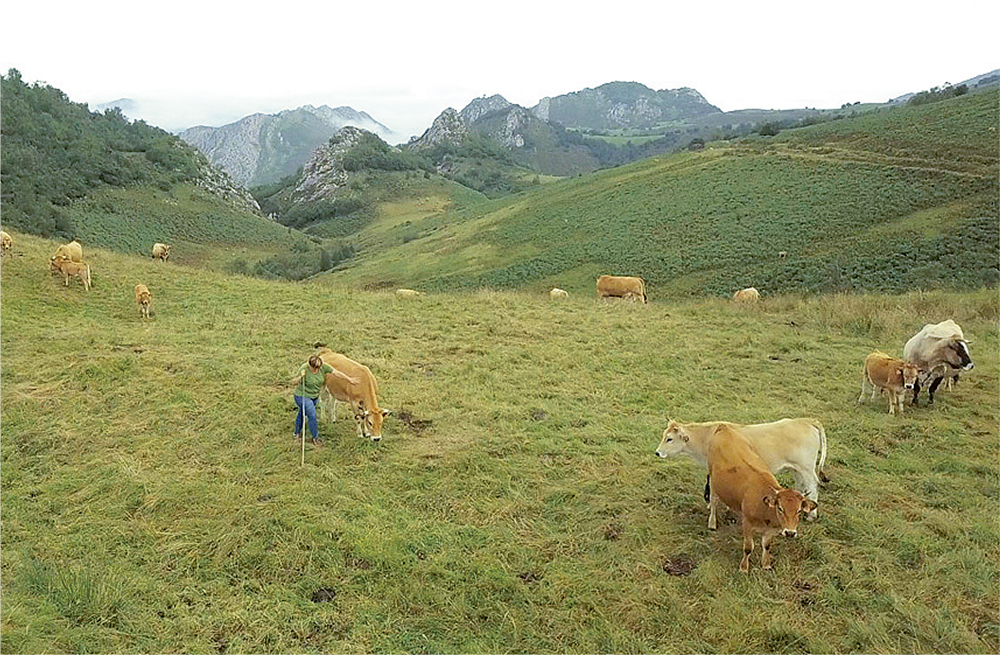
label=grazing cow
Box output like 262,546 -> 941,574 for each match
395,288 -> 422,298
596,275 -> 647,303
549,288 -> 569,299
656,418 -> 827,525
778,251 -> 788,259
903,320 -> 974,405
708,424 -> 817,572
135,284 -> 152,319
733,287 -> 760,303
0,230 -> 11,256
51,240 -> 83,264
315,346 -> 391,441
858,351 -> 920,415
51,257 -> 91,290
151,243 -> 171,261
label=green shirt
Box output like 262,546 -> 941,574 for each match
295,362 -> 333,398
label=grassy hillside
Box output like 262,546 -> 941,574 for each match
1,231 -> 997,653
319,89 -> 998,296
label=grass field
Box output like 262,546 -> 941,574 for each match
1,231 -> 997,653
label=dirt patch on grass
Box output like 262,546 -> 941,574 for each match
396,410 -> 433,434
662,553 -> 698,576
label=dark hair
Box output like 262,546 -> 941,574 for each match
308,355 -> 323,369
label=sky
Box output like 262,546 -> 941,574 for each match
2,0 -> 997,143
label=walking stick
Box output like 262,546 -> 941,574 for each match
301,395 -> 306,467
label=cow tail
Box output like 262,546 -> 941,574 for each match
815,421 -> 829,483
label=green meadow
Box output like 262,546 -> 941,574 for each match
1,232 -> 997,653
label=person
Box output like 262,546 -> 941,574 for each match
291,354 -> 356,445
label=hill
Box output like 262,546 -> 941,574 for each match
319,88 -> 999,296
0,70 -> 350,280
180,105 -> 395,188
1,230 -> 996,652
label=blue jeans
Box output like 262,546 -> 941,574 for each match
294,395 -> 319,439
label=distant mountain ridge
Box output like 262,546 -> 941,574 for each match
179,105 -> 395,187
532,81 -> 722,129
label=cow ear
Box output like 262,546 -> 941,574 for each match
680,430 -> 689,443
382,409 -> 391,417
762,491 -> 778,507
802,499 -> 818,513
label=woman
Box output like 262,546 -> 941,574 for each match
291,354 -> 356,445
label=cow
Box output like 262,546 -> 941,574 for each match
0,230 -> 11,256
135,284 -> 152,319
50,240 -> 83,264
315,346 -> 390,441
656,418 -> 827,525
596,275 -> 647,303
151,243 -> 171,261
858,351 -> 920,415
549,288 -> 569,299
778,251 -> 788,259
707,423 -> 817,572
51,257 -> 91,290
395,288 -> 423,298
733,287 -> 760,303
903,320 -> 974,406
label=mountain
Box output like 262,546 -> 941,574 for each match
532,81 -> 722,130
179,105 -> 396,188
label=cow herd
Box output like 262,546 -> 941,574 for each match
656,316 -> 975,571
4,235 -> 980,572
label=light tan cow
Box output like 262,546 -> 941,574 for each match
549,288 -> 569,299
151,243 -> 171,261
596,275 -> 647,303
858,351 -> 920,415
51,257 -> 91,290
50,240 -> 83,264
656,418 -> 827,524
903,320 -> 974,406
708,424 -> 816,572
315,346 -> 390,441
0,230 -> 12,256
135,284 -> 152,319
733,287 -> 760,303
395,288 -> 423,298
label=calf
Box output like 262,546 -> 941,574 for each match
858,351 -> 920,415
51,257 -> 91,290
708,424 -> 816,572
135,284 -> 152,318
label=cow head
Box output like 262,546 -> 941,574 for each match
762,488 -> 817,538
354,401 -> 391,441
947,339 -> 975,372
655,420 -> 689,458
899,362 -> 920,390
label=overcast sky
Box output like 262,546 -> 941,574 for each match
2,0 -> 997,142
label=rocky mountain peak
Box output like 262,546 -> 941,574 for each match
291,126 -> 370,204
460,95 -> 514,124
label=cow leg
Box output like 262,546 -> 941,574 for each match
887,389 -> 897,415
761,532 -> 776,570
703,474 -> 711,505
740,525 -> 754,573
708,493 -> 720,531
927,376 -> 944,405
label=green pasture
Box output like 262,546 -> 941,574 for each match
1,232 -> 997,653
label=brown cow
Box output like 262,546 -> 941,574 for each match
135,284 -> 152,319
596,275 -> 647,303
903,320 -> 974,406
858,351 -> 920,415
50,240 -> 83,264
315,346 -> 390,441
151,243 -> 171,261
708,424 -> 816,572
51,257 -> 91,290
733,287 -> 760,303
